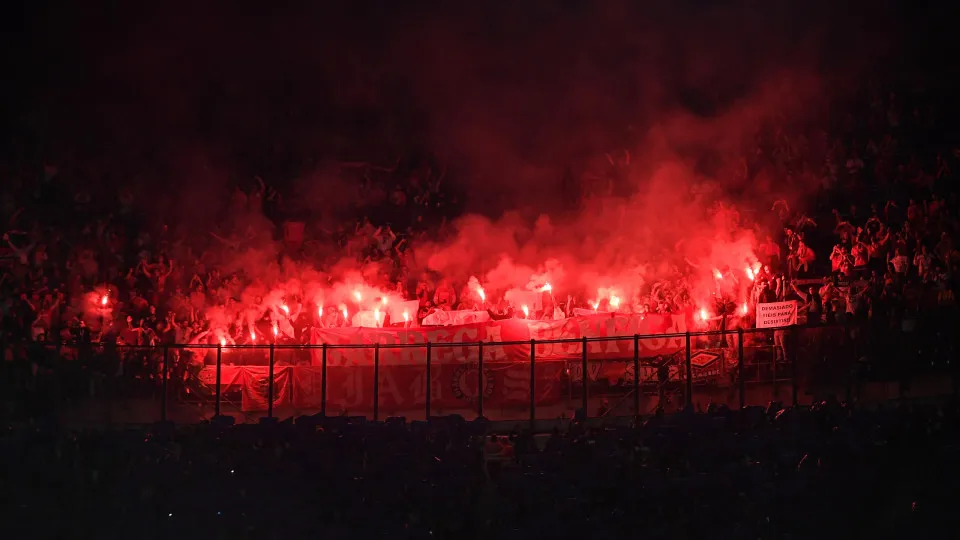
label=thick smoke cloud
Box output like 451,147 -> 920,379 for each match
9,1 -> 904,323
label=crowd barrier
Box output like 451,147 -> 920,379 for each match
1,320 -> 956,428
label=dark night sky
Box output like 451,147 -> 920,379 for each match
0,1 -> 955,197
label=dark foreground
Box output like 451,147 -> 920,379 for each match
2,399 -> 959,540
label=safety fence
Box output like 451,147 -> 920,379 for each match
1,321 -> 956,428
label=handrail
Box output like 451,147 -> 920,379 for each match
19,323 -> 841,351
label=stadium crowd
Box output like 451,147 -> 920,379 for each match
0,79 -> 956,423
0,81 -> 957,349
1,400 -> 958,538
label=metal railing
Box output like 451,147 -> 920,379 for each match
1,320 -> 956,427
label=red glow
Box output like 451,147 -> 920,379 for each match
100,295 -> 108,306
698,308 -> 709,321
741,303 -> 749,315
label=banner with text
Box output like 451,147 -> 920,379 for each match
756,301 -> 798,329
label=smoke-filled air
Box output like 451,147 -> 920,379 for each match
38,1 -> 900,337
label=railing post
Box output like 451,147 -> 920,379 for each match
633,334 -> 640,416
425,343 -> 432,420
791,340 -> 798,407
373,343 -> 380,421
738,328 -> 745,409
320,344 -> 328,416
529,339 -> 536,431
161,345 -> 169,422
477,341 -> 484,418
215,344 -> 222,417
580,336 -> 588,416
685,332 -> 693,407
268,344 -> 276,419
772,338 -> 778,403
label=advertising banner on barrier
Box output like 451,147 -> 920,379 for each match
756,301 -> 798,329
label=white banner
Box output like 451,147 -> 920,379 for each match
421,309 -> 491,327
756,301 -> 798,329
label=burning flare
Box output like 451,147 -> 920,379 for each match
381,297 -> 388,306
272,323 -> 279,337
521,305 -> 530,318
713,269 -> 723,280
540,283 -> 552,292
341,306 -> 349,320
741,303 -> 749,315
745,267 -> 755,281
219,337 -> 226,347
609,295 -> 621,309
280,304 -> 290,315
698,308 -> 709,321
374,308 -> 381,326
318,306 -> 323,318
478,287 -> 486,301
402,311 -> 410,322
353,291 -> 362,302
100,295 -> 108,306
250,330 -> 256,341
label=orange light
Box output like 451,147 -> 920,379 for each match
521,305 -> 529,318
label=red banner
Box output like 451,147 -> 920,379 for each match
196,313 -> 693,412
198,362 -> 563,412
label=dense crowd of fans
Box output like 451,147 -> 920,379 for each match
2,399 -> 958,538
0,83 -> 955,352
0,79 -> 956,421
